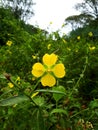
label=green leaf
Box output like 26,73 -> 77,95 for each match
31,108 -> 45,130
0,90 -> 13,98
0,74 -> 6,79
33,96 -> 45,107
36,109 -> 45,130
35,89 -> 66,95
0,95 -> 29,106
66,80 -> 74,84
50,108 -> 68,116
52,86 -> 66,102
89,99 -> 98,109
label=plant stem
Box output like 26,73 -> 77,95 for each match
70,108 -> 89,118
9,78 -> 38,106
69,45 -> 89,97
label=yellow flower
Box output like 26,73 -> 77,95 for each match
16,76 -> 20,81
61,23 -> 65,28
77,36 -> 80,40
8,82 -> 14,88
6,40 -> 13,46
49,21 -> 53,24
47,44 -> 51,50
88,32 -> 93,37
32,53 -> 66,87
16,76 -> 20,84
32,55 -> 37,59
89,46 -> 96,51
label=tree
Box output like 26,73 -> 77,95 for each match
65,14 -> 94,30
75,0 -> 98,19
65,0 -> 98,30
0,0 -> 35,21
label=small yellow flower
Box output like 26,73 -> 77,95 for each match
32,53 -> 66,87
49,21 -> 53,24
6,40 -> 13,46
8,82 -> 14,88
88,32 -> 93,37
61,23 -> 65,28
32,55 -> 37,59
16,76 -> 20,84
77,36 -> 80,40
47,44 -> 51,50
16,76 -> 20,81
89,46 -> 96,51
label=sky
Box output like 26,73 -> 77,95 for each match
28,0 -> 83,34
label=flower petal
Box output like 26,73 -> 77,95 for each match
32,63 -> 45,77
43,53 -> 58,66
41,74 -> 56,87
53,63 -> 65,78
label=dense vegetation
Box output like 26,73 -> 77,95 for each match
0,2 -> 98,130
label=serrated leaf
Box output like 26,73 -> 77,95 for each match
0,95 -> 29,106
33,96 -> 45,107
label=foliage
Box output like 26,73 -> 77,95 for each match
65,14 -> 94,30
0,0 -> 35,21
0,6 -> 98,130
0,7 -> 40,46
75,0 -> 98,19
65,0 -> 98,30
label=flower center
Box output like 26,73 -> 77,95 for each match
47,68 -> 52,72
